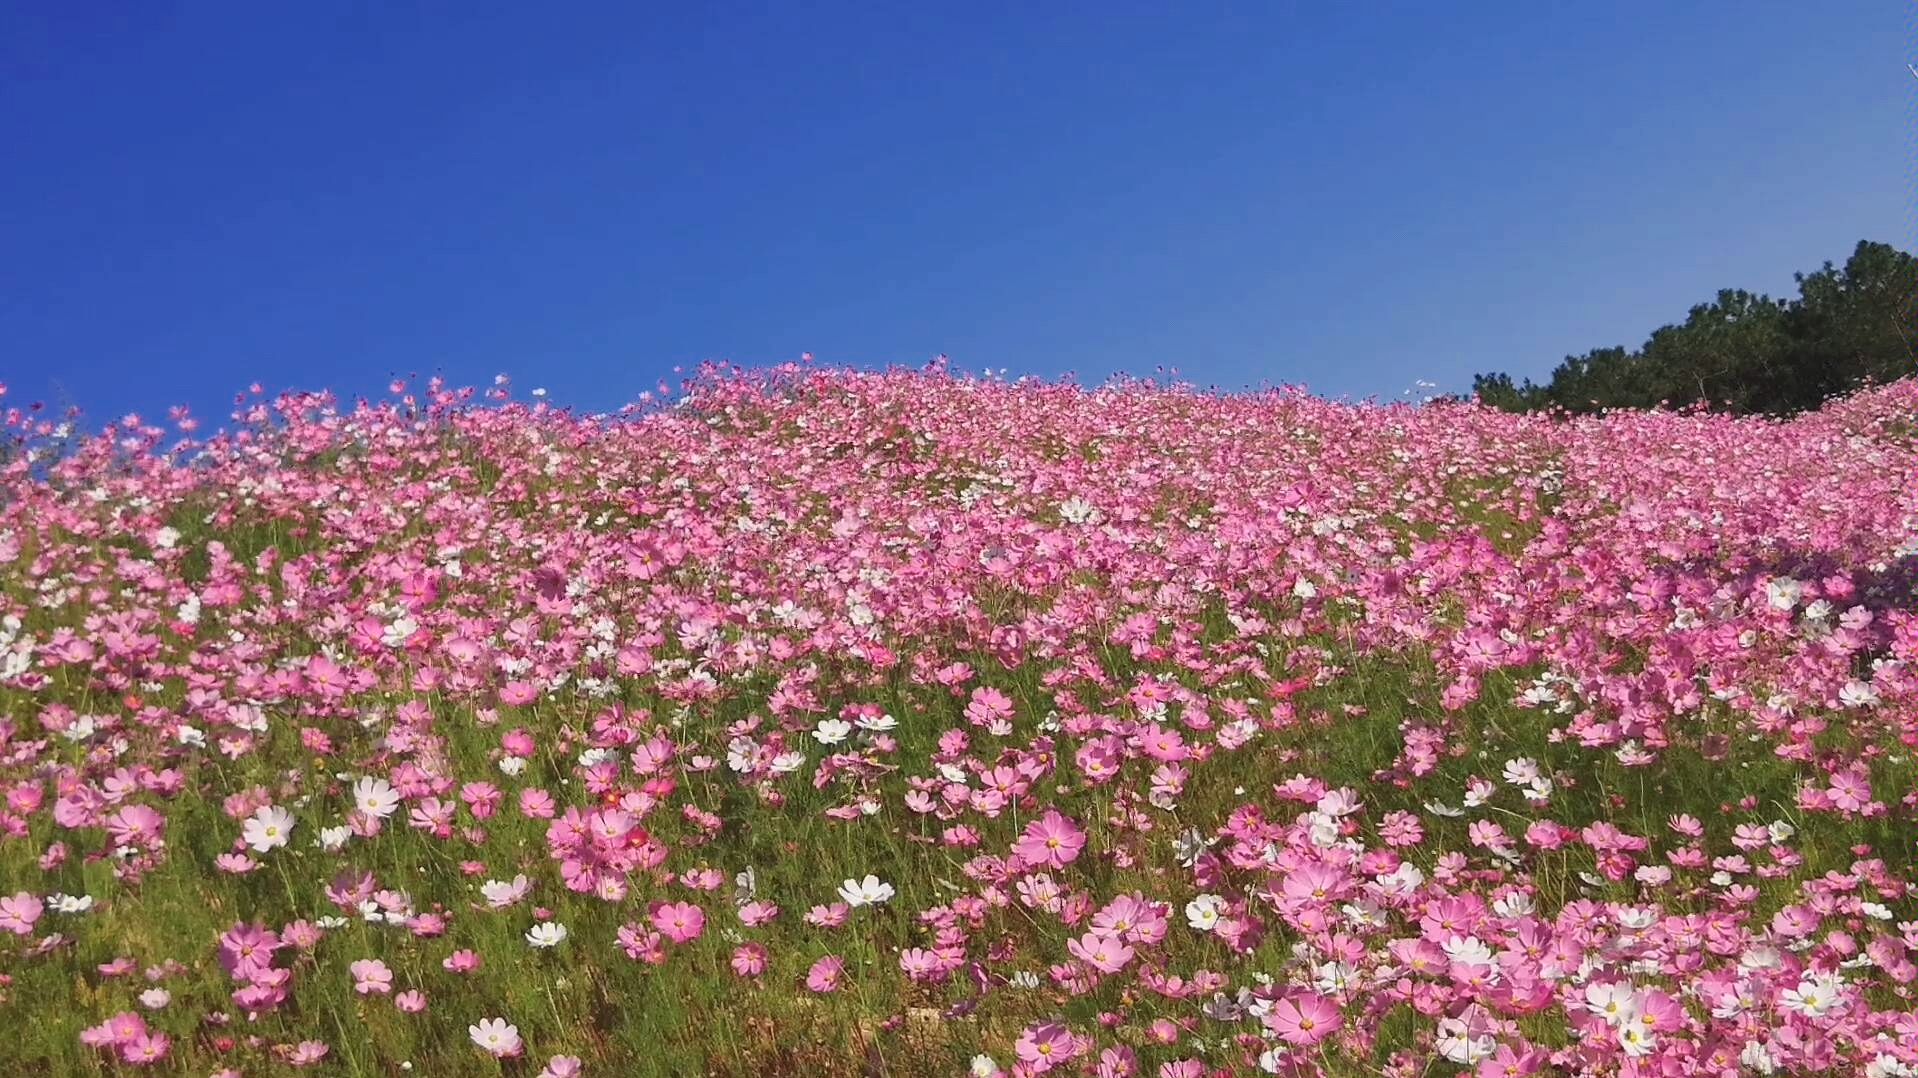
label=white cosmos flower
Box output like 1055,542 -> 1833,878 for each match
813,719 -> 853,745
469,1017 -> 522,1057
726,737 -> 758,772
1313,961 -> 1358,992
1502,758 -> 1540,785
242,805 -> 295,853
1058,497 -> 1098,524
1375,863 -> 1424,896
1741,1041 -> 1777,1075
1614,906 -> 1657,930
855,713 -> 898,732
353,776 -> 400,820
1441,936 -> 1495,966
1435,1016 -> 1495,1064
1306,813 -> 1340,847
1765,577 -> 1803,610
482,875 -> 531,909
381,617 -> 419,647
1585,982 -> 1639,1024
317,825 -> 351,852
49,893 -> 94,914
1492,892 -> 1534,917
525,922 -> 568,948
837,875 -> 895,907
1839,681 -> 1880,709
1341,898 -> 1387,928
1314,788 -> 1361,817
1780,973 -> 1843,1017
1171,827 -> 1211,868
498,756 -> 527,777
1186,894 -> 1224,932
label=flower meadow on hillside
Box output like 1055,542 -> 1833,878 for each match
2,362 -> 1918,1077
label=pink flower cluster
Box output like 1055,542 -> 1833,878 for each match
0,365 -> 1916,1076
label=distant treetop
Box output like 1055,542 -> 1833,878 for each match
1472,240 -> 1917,416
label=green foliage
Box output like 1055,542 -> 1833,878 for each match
1474,241 -> 1918,415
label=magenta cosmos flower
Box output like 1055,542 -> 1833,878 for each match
1013,1021 -> 1076,1072
1014,809 -> 1086,869
805,955 -> 844,992
650,900 -> 705,944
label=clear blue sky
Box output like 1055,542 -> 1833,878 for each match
3,1 -> 1912,427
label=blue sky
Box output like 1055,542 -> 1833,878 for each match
3,1 -> 1912,428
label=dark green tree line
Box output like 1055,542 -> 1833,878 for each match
1472,240 -> 1917,415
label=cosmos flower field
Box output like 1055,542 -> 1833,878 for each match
3,363 -> 1918,1077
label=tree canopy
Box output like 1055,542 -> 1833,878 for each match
1472,240 -> 1917,415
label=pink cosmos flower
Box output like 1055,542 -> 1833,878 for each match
650,900 -> 706,944
1097,1045 -> 1139,1078
1066,931 -> 1136,974
104,804 -> 165,847
120,1031 -> 170,1065
1013,1021 -> 1075,1072
1631,988 -> 1685,1034
1476,1045 -> 1546,1077
964,687 -> 1014,728
1137,723 -> 1189,762
519,788 -> 557,818
443,949 -> 481,973
731,943 -> 767,978
804,902 -> 850,927
349,958 -> 393,994
1014,809 -> 1086,869
1264,991 -> 1341,1046
217,923 -> 281,978
285,1040 -> 330,1066
95,1011 -> 148,1046
0,891 -> 43,935
805,955 -> 845,992
282,920 -> 324,950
